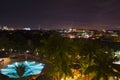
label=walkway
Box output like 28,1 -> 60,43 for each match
0,57 -> 12,69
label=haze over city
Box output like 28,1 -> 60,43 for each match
0,0 -> 120,29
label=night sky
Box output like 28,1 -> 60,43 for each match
0,0 -> 120,29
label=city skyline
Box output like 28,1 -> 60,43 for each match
0,0 -> 120,29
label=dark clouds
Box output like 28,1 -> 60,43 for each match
0,0 -> 120,28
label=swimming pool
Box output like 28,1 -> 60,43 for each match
0,60 -> 45,78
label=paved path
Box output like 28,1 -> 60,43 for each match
0,58 -> 12,69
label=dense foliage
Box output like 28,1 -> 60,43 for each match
0,30 -> 120,80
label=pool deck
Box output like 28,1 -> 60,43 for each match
0,54 -> 39,69
0,58 -> 12,69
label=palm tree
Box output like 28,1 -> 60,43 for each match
9,32 -> 28,52
0,36 -> 11,50
15,64 -> 26,78
85,47 -> 120,80
77,55 -> 92,80
12,64 -> 32,80
76,39 -> 101,61
74,39 -> 101,79
38,34 -> 77,80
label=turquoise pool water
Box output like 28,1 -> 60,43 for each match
0,60 -> 45,78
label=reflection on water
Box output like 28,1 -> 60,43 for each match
0,60 -> 45,78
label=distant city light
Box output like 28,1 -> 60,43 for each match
23,28 -> 31,30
